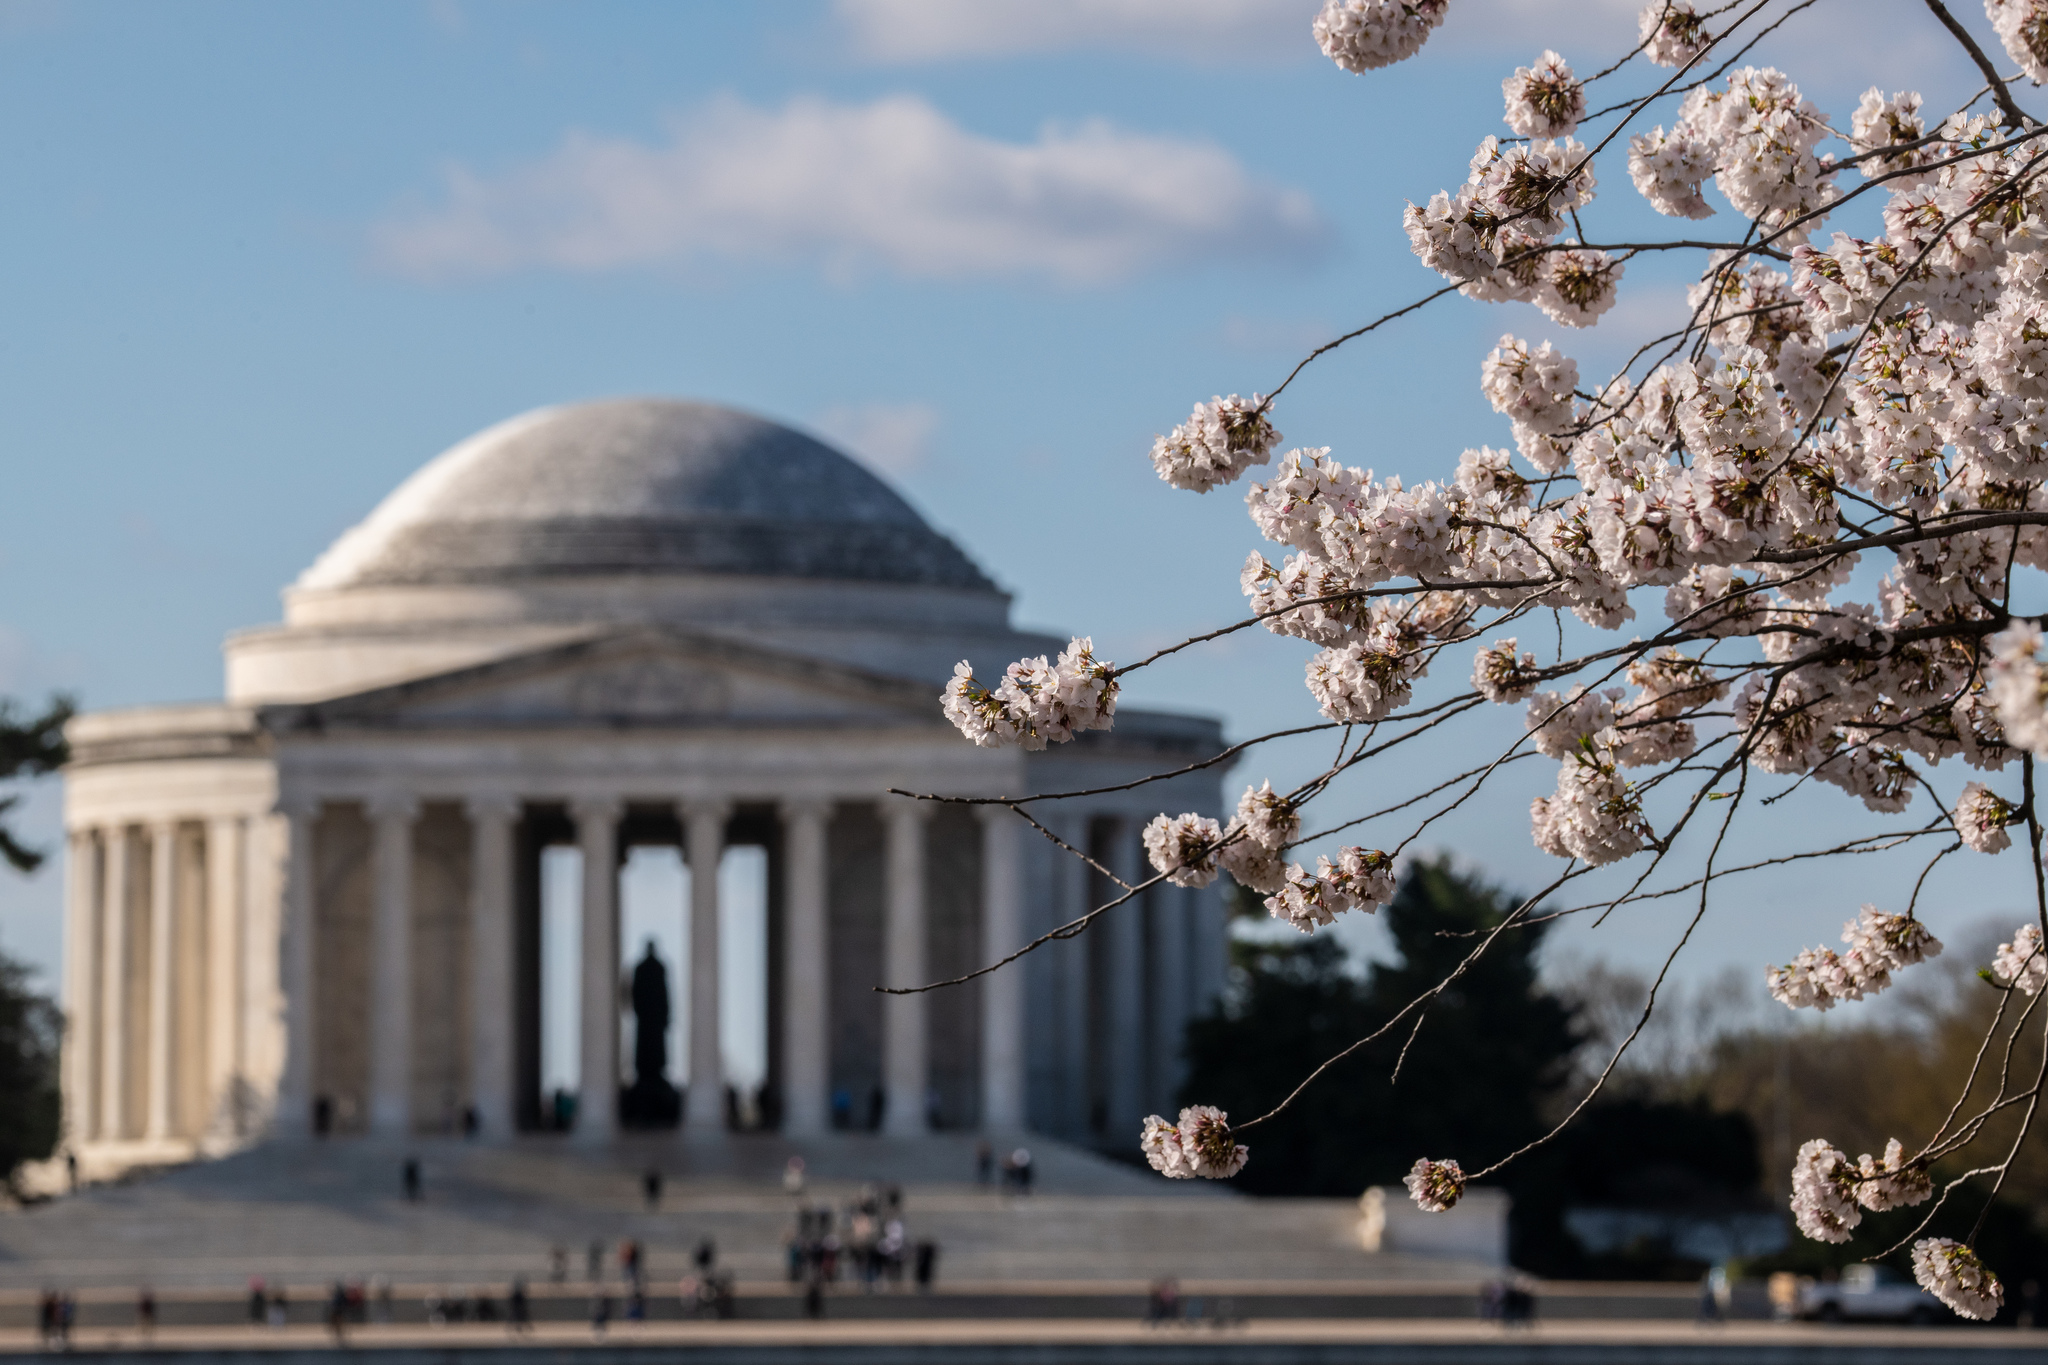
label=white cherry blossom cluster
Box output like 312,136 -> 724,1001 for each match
942,638 -> 1117,750
1141,812 -> 1225,889
1404,1157 -> 1466,1211
1767,907 -> 1942,1010
1672,67 -> 1838,241
1150,395 -> 1282,494
958,0 -> 2048,1228
1993,923 -> 2048,994
1912,1237 -> 2004,1320
1628,124 -> 1717,219
1637,0 -> 1710,68
1502,51 -> 1583,138
1312,0 -> 1448,74
1266,846 -> 1396,934
1140,1105 -> 1248,1179
1472,638 -> 1541,702
1986,0 -> 2048,85
1404,139 -> 1599,306
1954,781 -> 2021,853
1988,623 -> 2048,755
1790,1136 -> 1932,1243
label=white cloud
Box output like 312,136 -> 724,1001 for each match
812,402 -> 941,477
833,0 -> 1307,63
373,94 -> 1328,285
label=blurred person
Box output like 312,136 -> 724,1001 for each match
914,1241 -> 938,1292
783,1156 -> 805,1196
975,1140 -> 993,1185
327,1281 -> 349,1341
247,1277 -> 267,1327
642,1168 -> 663,1210
267,1287 -> 289,1329
402,1158 -> 420,1202
589,1290 -> 611,1337
137,1285 -> 156,1337
587,1240 -> 603,1283
548,1246 -> 567,1284
508,1277 -> 531,1333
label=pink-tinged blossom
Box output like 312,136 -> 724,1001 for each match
1768,908 -> 1940,1010
1149,395 -> 1281,493
941,664 -> 1019,748
1537,247 -> 1624,328
1628,125 -> 1716,219
1638,0 -> 1711,67
1526,686 -> 1619,759
1178,1105 -> 1249,1179
1954,781 -> 2020,853
1140,1114 -> 1193,1178
1482,335 -> 1580,452
940,639 -> 1117,750
1236,781 -> 1301,850
1142,813 -> 1224,889
1473,638 -> 1541,703
1986,0 -> 2048,84
1219,839 -> 1289,895
1405,1158 -> 1466,1211
1987,622 -> 2048,755
1848,89 -> 1936,186
1790,1139 -> 1861,1242
1854,1138 -> 1933,1212
1306,631 -> 1421,723
1913,1238 -> 2003,1319
1313,0 -> 1448,73
1531,747 -> 1653,865
1502,51 -> 1584,138
1265,847 -> 1395,933
1674,68 -> 1837,242
1994,924 -> 2048,994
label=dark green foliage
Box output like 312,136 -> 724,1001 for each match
0,695 -> 71,873
1181,855 -> 1769,1277
0,951 -> 60,1188
1181,856 -> 1578,1200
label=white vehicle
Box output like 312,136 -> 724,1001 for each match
1797,1264 -> 1949,1324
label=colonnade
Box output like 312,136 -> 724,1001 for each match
268,792 -> 1026,1142
62,815 -> 271,1150
63,790 -> 1205,1153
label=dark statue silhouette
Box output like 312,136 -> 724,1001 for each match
622,941 -> 681,1126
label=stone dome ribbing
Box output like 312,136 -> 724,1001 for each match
296,398 -> 994,593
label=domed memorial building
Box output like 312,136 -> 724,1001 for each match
59,399 -> 1228,1171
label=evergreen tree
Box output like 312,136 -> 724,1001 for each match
1182,855 -> 1579,1199
0,694 -> 70,1187
0,695 -> 70,872
0,951 -> 59,1189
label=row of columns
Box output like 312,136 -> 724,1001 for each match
66,816 -> 257,1147
275,793 -> 1026,1141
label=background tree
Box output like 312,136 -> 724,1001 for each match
0,695 -> 70,1190
0,695 -> 70,872
0,951 -> 60,1192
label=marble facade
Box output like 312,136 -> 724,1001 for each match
59,399 -> 1227,1170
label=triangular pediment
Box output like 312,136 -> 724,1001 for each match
260,627 -> 942,732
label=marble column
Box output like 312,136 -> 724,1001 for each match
976,805 -> 1025,1132
1052,813 -> 1091,1138
682,800 -> 729,1135
881,799 -> 930,1136
62,830 -> 99,1147
1104,818 -> 1147,1144
778,799 -> 831,1137
273,802 -> 318,1138
466,794 -> 520,1140
143,819 -> 180,1142
1189,883 -> 1229,1024
204,816 -> 244,1138
1149,883 -> 1190,1116
572,797 -> 623,1145
98,827 -> 131,1142
367,794 -> 419,1138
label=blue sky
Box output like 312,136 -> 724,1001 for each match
0,0 -> 2027,1027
